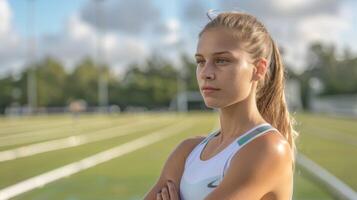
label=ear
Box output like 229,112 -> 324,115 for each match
252,58 -> 268,81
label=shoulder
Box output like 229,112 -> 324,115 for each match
230,130 -> 292,191
204,130 -> 293,200
232,129 -> 293,177
160,135 -> 207,180
143,135 -> 206,199
166,135 -> 206,165
176,135 -> 206,155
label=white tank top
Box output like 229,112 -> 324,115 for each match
179,123 -> 279,200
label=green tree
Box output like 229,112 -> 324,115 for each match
120,56 -> 178,109
35,57 -> 67,106
306,43 -> 357,95
0,77 -> 15,113
66,57 -> 115,106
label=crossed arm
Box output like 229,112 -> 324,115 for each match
203,133 -> 292,200
143,131 -> 292,200
143,136 -> 205,200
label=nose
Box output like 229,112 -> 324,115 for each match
199,62 -> 216,80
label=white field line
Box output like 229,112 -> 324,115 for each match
0,115 -> 168,148
0,114 -> 149,129
0,121 -> 73,135
0,119 -> 116,143
0,116 -> 110,134
0,118 -> 73,129
0,115 -> 140,138
297,153 -> 357,200
0,117 -> 175,162
0,120 -> 194,200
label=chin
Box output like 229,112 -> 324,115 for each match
204,100 -> 222,109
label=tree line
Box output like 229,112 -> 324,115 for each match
0,42 -> 356,114
0,54 -> 198,113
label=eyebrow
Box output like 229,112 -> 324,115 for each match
195,51 -> 232,57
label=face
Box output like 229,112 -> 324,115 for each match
195,28 -> 256,109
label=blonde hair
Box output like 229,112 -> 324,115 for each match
199,12 -> 299,167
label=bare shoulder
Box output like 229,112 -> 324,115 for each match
177,135 -> 206,155
230,130 -> 293,196
159,135 -> 206,180
204,130 -> 293,200
162,134 -> 206,175
232,129 -> 293,178
143,135 -> 206,200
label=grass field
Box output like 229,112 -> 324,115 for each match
0,111 -> 355,199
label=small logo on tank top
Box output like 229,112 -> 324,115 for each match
207,178 -> 220,188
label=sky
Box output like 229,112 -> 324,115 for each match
0,0 -> 356,77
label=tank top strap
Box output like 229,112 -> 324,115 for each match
236,123 -> 277,148
184,128 -> 221,168
200,128 -> 220,146
221,123 -> 278,178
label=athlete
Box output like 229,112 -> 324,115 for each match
143,11 -> 298,200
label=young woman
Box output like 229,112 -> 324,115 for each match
143,11 -> 298,200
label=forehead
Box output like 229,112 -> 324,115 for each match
196,28 -> 244,56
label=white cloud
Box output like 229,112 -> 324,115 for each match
67,14 -> 96,41
206,0 -> 355,73
297,14 -> 350,44
160,19 -> 181,46
282,6 -> 352,72
1,0 -> 355,77
80,0 -> 161,34
41,14 -> 149,73
269,0 -> 336,15
0,0 -> 26,76
271,0 -> 311,12
0,4 -> 150,76
0,0 -> 11,34
0,0 -> 161,76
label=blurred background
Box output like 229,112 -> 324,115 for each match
0,0 -> 356,199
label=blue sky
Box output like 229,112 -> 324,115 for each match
10,0 -> 86,36
1,0 -> 356,76
8,0 -> 217,36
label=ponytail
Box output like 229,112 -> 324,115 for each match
256,38 -> 299,168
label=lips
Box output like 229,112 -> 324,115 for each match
201,86 -> 220,91
201,86 -> 220,95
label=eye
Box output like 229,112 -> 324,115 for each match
196,59 -> 205,67
215,58 -> 230,65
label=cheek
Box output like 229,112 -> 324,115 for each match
195,68 -> 200,84
196,67 -> 204,85
226,68 -> 253,97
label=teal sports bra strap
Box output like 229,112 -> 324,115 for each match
237,124 -> 277,148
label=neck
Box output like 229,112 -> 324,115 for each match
217,91 -> 266,143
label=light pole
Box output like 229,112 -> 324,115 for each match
95,0 -> 108,112
26,0 -> 37,114
175,44 -> 188,113
176,55 -> 188,113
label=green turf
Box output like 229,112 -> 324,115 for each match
293,169 -> 334,200
295,124 -> 357,189
0,114 -> 138,136
13,113 -> 215,200
0,115 -> 142,151
0,111 -> 353,199
0,115 -> 178,188
296,112 -> 357,138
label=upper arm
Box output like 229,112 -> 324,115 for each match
204,132 -> 292,200
143,136 -> 205,200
